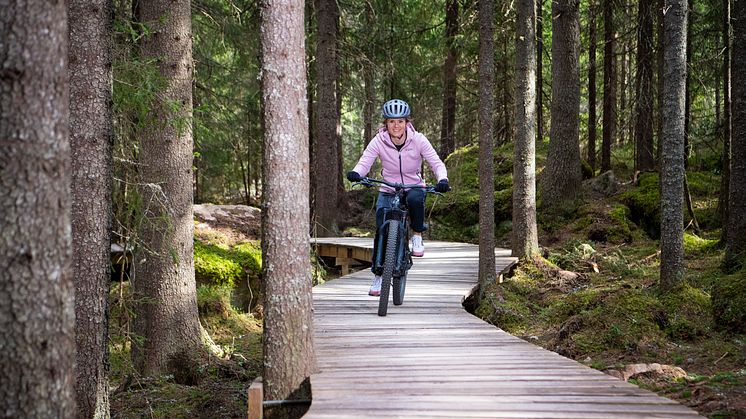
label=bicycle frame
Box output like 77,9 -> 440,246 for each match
371,191 -> 412,278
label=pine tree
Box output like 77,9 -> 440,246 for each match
513,0 -> 540,258
660,0 -> 688,291
725,0 -> 746,268
132,0 -> 202,375
261,0 -> 317,410
542,0 -> 582,207
478,0 -> 496,283
0,1 -> 76,415
313,0 -> 341,236
69,0 -> 113,415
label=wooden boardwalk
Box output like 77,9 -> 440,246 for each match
306,238 -> 700,418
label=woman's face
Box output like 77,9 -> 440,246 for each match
385,118 -> 407,139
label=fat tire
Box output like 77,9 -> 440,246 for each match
393,272 -> 407,305
378,220 -> 399,316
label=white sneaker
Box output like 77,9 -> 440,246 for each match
369,275 -> 382,296
411,235 -> 424,257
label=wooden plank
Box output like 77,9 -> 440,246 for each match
248,377 -> 263,419
303,239 -> 700,418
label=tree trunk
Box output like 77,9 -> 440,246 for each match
363,3 -> 375,149
602,0 -> 616,172
656,0 -> 665,163
589,0 -> 598,172
660,0 -> 687,292
513,0 -> 540,258
634,0 -> 655,171
260,0 -> 317,410
478,0 -> 496,285
726,0 -> 746,268
0,1 -> 76,416
718,0 -> 732,239
684,0 -> 693,167
69,0 -> 113,416
440,0 -> 459,159
537,0 -> 545,143
542,0 -> 582,207
313,0 -> 340,236
133,0 -> 202,375
619,26 -> 627,145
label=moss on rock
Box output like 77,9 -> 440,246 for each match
194,239 -> 262,287
620,172 -> 661,239
660,283 -> 712,341
711,270 -> 746,333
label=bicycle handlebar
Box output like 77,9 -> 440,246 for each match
354,177 -> 444,196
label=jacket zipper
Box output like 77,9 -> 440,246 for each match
398,152 -> 404,184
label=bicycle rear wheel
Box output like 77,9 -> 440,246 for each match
393,272 -> 406,306
378,220 -> 399,316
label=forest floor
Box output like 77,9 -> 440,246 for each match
109,205 -> 264,419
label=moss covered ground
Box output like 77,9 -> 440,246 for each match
110,227 -> 264,418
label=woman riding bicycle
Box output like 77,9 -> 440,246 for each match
346,99 -> 450,296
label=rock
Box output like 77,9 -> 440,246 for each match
558,270 -> 579,282
603,362 -> 688,382
193,204 -> 261,239
584,170 -> 622,198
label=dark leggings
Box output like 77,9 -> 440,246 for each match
375,189 -> 426,232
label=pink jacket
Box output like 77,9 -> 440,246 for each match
352,123 -> 448,192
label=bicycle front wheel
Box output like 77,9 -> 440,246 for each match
378,220 -> 399,316
393,272 -> 407,306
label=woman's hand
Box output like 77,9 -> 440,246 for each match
435,179 -> 450,193
347,171 -> 362,182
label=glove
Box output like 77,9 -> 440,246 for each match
435,179 -> 450,193
346,171 -> 362,182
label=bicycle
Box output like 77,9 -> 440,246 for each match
353,177 -> 443,316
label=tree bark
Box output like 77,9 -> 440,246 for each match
69,0 -> 113,416
478,0 -> 496,285
133,0 -> 202,375
683,0 -> 693,167
602,0 -> 616,172
440,0 -> 459,159
537,0 -> 544,143
513,0 -> 540,258
726,0 -> 746,268
0,1 -> 76,416
656,0 -> 665,163
718,0 -> 732,240
542,0 -> 582,207
635,0 -> 655,171
260,0 -> 317,410
313,0 -> 340,236
589,0 -> 598,172
660,0 -> 687,292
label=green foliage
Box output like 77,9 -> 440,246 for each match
429,145 -> 514,242
711,269 -> 746,333
620,173 -> 661,239
659,284 -> 712,341
194,239 -> 262,287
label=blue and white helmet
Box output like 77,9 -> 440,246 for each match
382,99 -> 411,119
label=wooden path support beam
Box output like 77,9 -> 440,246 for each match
247,377 -> 262,419
313,238 -> 373,275
304,239 -> 701,418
